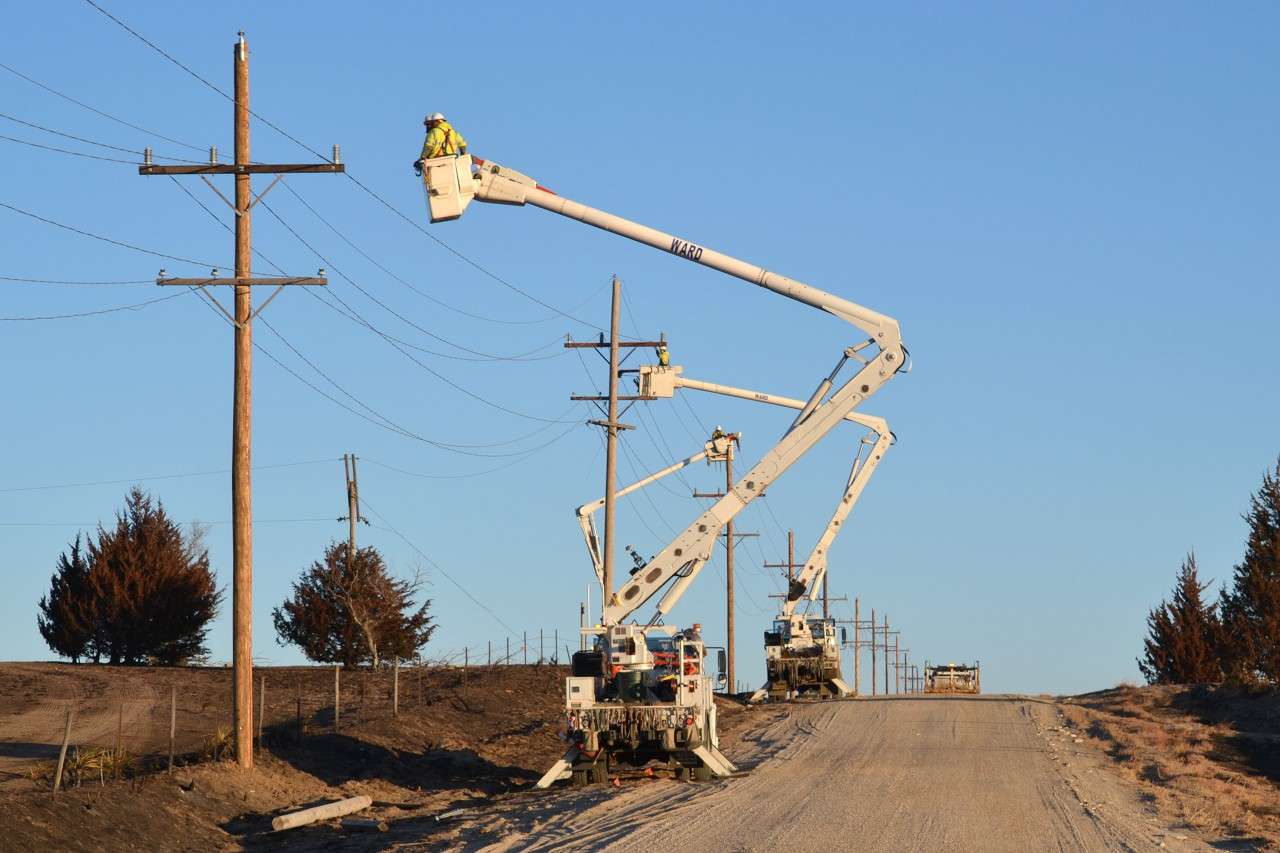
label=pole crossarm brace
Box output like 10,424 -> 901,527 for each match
139,163 -> 345,175
158,276 -> 327,329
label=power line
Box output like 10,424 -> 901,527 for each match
163,182 -> 579,455
0,458 -> 337,494
0,200 -> 218,267
0,60 -> 206,152
256,199 -> 579,423
0,290 -> 184,321
261,196 -> 564,364
0,111 -> 200,162
0,132 -> 140,164
281,180 -> 597,328
1,518 -> 333,528
83,0 -> 330,163
360,496 -> 521,638
79,1 -> 606,333
0,274 -> 151,286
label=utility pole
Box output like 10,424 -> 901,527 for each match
854,597 -> 860,696
694,449 -> 757,695
565,278 -> 665,625
870,607 -> 877,697
339,454 -> 367,559
883,614 -> 890,695
139,33 -> 342,769
764,530 -> 804,587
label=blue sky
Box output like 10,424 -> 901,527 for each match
1,2 -> 1275,694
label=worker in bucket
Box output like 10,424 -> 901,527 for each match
655,342 -> 670,367
413,113 -> 468,176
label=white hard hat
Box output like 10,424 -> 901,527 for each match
424,112 -> 445,123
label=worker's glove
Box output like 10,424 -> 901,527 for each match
412,159 -> 423,177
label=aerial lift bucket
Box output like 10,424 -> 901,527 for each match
421,154 -> 476,223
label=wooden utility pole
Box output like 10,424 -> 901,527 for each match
694,445 -> 756,695
565,281 -> 665,624
603,277 -> 622,615
340,454 -> 367,569
764,530 -> 804,588
138,33 -> 342,769
853,597 -> 860,696
883,614 -> 890,696
870,607 -> 877,696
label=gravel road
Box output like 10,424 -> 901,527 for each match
461,696 -> 1212,852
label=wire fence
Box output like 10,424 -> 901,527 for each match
0,630 -> 573,794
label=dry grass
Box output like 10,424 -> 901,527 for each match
1062,684 -> 1280,843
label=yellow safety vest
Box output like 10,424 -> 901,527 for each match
421,122 -> 467,159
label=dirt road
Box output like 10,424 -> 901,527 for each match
456,697 -> 1211,852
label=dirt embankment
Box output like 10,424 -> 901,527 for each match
0,662 -> 587,851
1059,684 -> 1280,845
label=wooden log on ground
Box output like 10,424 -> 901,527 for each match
271,795 -> 373,832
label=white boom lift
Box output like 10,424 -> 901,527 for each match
422,153 -> 907,785
637,366 -> 893,701
763,415 -> 893,701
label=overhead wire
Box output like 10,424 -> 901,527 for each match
0,111 -> 202,162
256,198 -> 579,423
360,495 -> 522,638
79,0 -> 607,333
0,458 -> 337,494
0,274 -> 151,286
0,133 -> 139,164
1,290 -> 184,321
281,179 -> 602,329
0,60 -> 207,152
261,196 -> 564,363
0,200 -> 218,268
165,173 -> 580,454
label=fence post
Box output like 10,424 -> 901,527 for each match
53,707 -> 73,795
258,674 -> 266,752
168,686 -> 176,774
392,658 -> 399,718
523,632 -> 527,665
115,701 -> 124,780
334,665 -> 341,732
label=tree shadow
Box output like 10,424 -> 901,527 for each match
1170,685 -> 1280,784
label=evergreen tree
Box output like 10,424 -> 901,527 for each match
1138,553 -> 1221,684
34,488 -> 222,665
273,542 -> 435,668
36,535 -> 95,663
1218,458 -> 1280,682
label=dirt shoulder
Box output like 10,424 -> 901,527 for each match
1054,684 -> 1280,849
0,662 -> 580,851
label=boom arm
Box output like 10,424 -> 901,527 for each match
780,415 -> 893,619
576,433 -> 738,586
427,156 -> 905,625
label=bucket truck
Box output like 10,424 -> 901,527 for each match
421,153 -> 907,784
762,416 -> 893,701
635,366 -> 893,701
